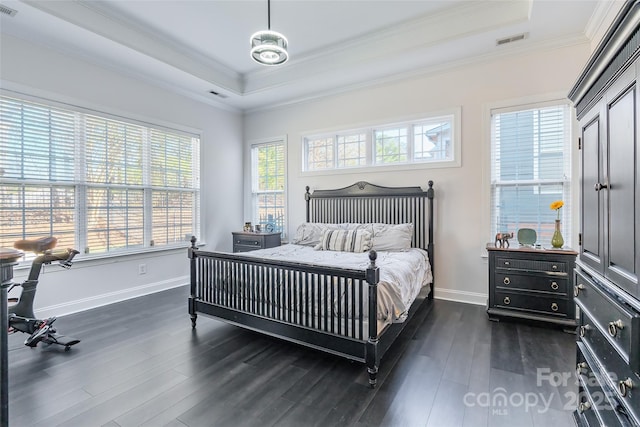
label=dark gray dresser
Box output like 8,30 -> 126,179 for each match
487,245 -> 577,330
232,231 -> 281,253
568,1 -> 640,425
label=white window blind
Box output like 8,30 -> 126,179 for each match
490,103 -> 571,247
252,140 -> 286,235
0,94 -> 200,256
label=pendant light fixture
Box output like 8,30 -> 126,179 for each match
250,0 -> 288,66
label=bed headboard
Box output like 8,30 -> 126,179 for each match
304,180 -> 435,264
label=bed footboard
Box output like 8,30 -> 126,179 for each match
188,237 -> 383,384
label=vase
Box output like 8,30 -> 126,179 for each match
551,219 -> 564,249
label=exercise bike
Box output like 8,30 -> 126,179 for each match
7,236 -> 81,351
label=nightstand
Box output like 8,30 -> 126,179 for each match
232,231 -> 281,253
486,244 -> 578,330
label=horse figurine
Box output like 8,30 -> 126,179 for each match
495,232 -> 514,248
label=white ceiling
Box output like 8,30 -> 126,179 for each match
0,0 -> 613,112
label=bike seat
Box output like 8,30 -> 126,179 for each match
13,237 -> 58,253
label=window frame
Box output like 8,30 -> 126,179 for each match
250,137 -> 287,238
0,90 -> 201,261
489,100 -> 572,248
301,108 -> 461,175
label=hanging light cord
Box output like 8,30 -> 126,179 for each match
267,0 -> 271,30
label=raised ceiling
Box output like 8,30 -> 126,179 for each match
0,0 -> 613,111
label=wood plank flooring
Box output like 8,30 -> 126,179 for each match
6,286 -> 577,426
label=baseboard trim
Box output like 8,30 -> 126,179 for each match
434,288 -> 487,306
36,277 -> 189,318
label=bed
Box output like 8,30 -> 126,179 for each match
188,180 -> 435,387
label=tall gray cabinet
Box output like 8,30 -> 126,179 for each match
569,1 -> 640,425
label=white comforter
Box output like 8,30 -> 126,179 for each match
241,244 -> 433,326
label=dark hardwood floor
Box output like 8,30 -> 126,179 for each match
6,286 -> 577,427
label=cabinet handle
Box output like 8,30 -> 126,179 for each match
503,296 -> 510,305
618,378 -> 634,397
551,302 -> 559,312
552,264 -> 558,270
550,281 -> 559,290
608,319 -> 624,337
594,182 -> 609,191
503,277 -> 510,285
574,284 -> 586,297
579,324 -> 591,338
578,401 -> 591,413
504,261 -> 510,266
576,361 -> 588,376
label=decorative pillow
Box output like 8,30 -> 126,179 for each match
316,229 -> 372,252
292,223 -> 364,246
370,223 -> 414,251
292,223 -> 330,247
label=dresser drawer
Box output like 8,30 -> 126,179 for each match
232,232 -> 281,253
576,342 -> 632,426
495,272 -> 567,294
234,236 -> 264,247
575,269 -> 640,373
495,256 -> 569,274
580,310 -> 640,423
494,290 -> 569,317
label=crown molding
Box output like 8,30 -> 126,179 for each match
246,33 -> 589,114
244,0 -> 531,94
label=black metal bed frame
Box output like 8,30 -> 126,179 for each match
188,180 -> 435,387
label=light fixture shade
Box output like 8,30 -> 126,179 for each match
250,30 -> 288,66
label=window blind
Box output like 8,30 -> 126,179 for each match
0,93 -> 200,256
490,103 -> 571,247
252,140 -> 286,235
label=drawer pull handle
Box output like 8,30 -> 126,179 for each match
574,284 -> 586,297
504,261 -> 510,266
579,324 -> 591,338
551,302 -> 559,312
578,401 -> 591,413
503,277 -> 510,285
552,264 -> 558,270
608,319 -> 624,337
619,378 -> 634,397
551,281 -> 559,290
576,361 -> 588,376
503,296 -> 510,305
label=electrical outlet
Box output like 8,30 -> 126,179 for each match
138,263 -> 147,275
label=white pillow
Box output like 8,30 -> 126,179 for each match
370,223 -> 414,251
292,222 -> 364,246
316,228 -> 372,252
292,223 -> 329,247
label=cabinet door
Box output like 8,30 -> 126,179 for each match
605,76 -> 639,297
580,111 -> 604,272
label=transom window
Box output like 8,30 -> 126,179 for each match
303,110 -> 460,172
0,93 -> 200,257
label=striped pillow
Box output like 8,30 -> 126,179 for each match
317,229 -> 372,252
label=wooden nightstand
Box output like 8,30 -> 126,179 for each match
232,231 -> 281,253
486,244 -> 578,330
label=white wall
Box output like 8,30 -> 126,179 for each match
1,34 -> 244,317
244,43 -> 592,305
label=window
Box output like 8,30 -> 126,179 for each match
490,103 -> 571,246
251,139 -> 286,236
0,94 -> 200,256
302,110 -> 459,172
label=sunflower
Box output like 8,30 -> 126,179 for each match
550,200 -> 564,219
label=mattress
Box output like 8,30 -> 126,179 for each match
240,244 -> 433,330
